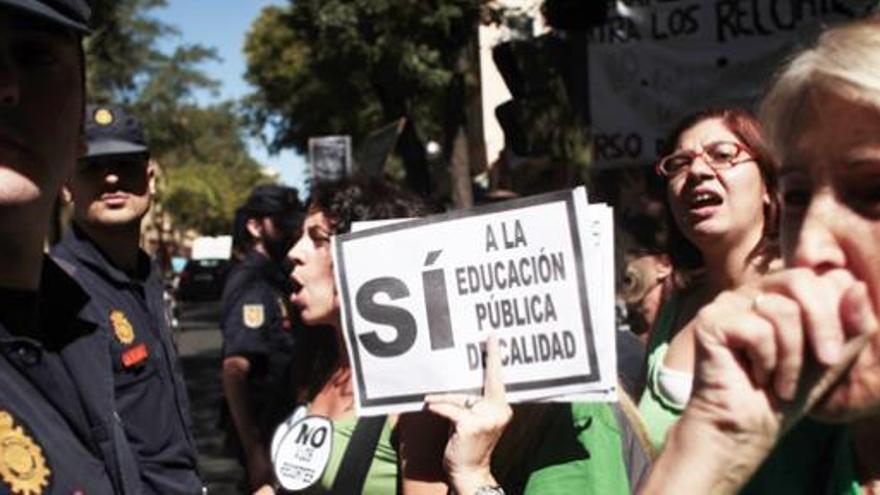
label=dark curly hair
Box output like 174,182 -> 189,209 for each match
293,175 -> 432,402
659,107 -> 779,274
308,174 -> 433,235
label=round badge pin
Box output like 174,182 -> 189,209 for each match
271,406 -> 307,463
273,415 -> 334,491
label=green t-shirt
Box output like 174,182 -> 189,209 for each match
638,292 -> 683,451
638,294 -> 861,494
304,415 -> 397,494
520,403 -> 635,494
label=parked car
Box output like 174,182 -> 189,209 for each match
176,258 -> 230,302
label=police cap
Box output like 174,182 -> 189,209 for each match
242,185 -> 305,230
84,104 -> 149,159
0,0 -> 92,33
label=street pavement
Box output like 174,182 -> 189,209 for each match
175,301 -> 244,494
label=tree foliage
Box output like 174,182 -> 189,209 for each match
243,0 -> 489,197
155,103 -> 274,235
85,0 -> 271,234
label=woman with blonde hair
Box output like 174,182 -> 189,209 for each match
643,16 -> 880,494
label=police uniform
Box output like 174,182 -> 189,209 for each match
52,225 -> 202,494
221,250 -> 300,440
0,1 -> 140,493
0,358 -> 116,495
221,185 -> 303,448
48,104 -> 202,494
0,259 -> 133,494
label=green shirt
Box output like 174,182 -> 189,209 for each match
638,294 -> 861,494
638,292 -> 683,451
305,415 -> 397,494
520,403 -> 635,494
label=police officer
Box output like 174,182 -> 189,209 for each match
0,1 -> 134,492
221,185 -> 303,490
51,104 -> 203,494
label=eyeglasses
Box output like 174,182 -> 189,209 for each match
656,141 -> 754,178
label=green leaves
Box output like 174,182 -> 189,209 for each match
243,0 -> 484,157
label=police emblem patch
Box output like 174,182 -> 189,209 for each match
109,310 -> 135,345
243,304 -> 265,329
93,107 -> 114,126
0,411 -> 51,495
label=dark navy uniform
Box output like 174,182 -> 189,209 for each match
221,250 -> 299,440
52,225 -> 202,494
0,258 -> 137,494
0,0 -> 140,492
0,358 -> 115,494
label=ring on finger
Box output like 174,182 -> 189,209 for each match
752,292 -> 766,311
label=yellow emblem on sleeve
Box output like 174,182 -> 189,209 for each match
243,304 -> 265,329
109,310 -> 136,345
0,411 -> 51,495
94,107 -> 114,126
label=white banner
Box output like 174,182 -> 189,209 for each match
589,0 -> 875,168
334,187 -> 617,416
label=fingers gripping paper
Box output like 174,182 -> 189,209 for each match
334,187 -> 618,416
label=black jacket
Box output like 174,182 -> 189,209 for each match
52,226 -> 201,494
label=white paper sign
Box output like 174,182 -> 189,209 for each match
273,415 -> 334,491
271,406 -> 308,462
334,187 -> 617,416
588,0 -> 874,168
551,202 -> 617,403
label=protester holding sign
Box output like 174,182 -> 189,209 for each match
638,107 -> 779,450
273,175 -> 438,493
371,188 -> 650,493
422,334 -> 512,495
642,16 -> 880,494
419,391 -> 652,494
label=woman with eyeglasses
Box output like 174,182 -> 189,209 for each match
638,108 -> 781,452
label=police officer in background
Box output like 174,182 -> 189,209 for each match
51,104 -> 203,493
0,0 -> 139,492
222,184 -> 304,490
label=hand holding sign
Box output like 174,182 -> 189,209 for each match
426,334 -> 512,495
335,187 -> 618,415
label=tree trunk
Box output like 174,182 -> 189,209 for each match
397,118 -> 431,197
450,126 -> 472,208
448,20 -> 486,209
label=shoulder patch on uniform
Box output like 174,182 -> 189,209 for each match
109,309 -> 136,345
94,107 -> 114,126
0,410 -> 51,495
243,304 -> 265,329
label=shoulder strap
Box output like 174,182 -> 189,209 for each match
646,291 -> 680,351
331,415 -> 387,494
